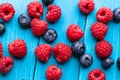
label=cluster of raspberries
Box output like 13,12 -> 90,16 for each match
83,0 -> 113,68
0,1 -> 63,80
78,0 -> 119,80
0,39 -> 27,74
0,1 -> 61,23
27,1 -> 61,23
0,1 -> 62,38
27,1 -> 61,38
35,43 -> 72,63
0,39 -> 70,79
26,2 -> 62,50
1,0 -> 120,80
90,22 -> 113,61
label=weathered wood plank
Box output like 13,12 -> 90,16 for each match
0,0 -> 120,80
79,0 -> 120,80
0,0 -> 39,80
34,0 -> 86,80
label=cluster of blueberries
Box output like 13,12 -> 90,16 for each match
71,41 -> 116,69
71,41 -> 93,68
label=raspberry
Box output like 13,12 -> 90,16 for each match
35,44 -> 52,62
66,24 -> 83,42
0,43 -> 3,58
90,22 -> 108,40
0,3 -> 15,22
0,56 -> 14,74
27,1 -> 44,18
31,18 -> 48,37
53,43 -> 72,63
95,40 -> 112,59
96,7 -> 113,23
46,65 -> 62,80
88,69 -> 106,80
8,39 -> 27,58
78,0 -> 95,14
46,4 -> 61,23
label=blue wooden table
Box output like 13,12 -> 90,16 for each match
0,0 -> 120,80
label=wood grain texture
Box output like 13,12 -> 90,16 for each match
79,0 -> 120,80
34,0 -> 86,80
0,0 -> 39,80
0,0 -> 120,80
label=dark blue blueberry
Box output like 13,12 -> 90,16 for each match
43,29 -> 57,43
80,54 -> 93,68
42,0 -> 53,6
113,8 -> 120,23
102,57 -> 114,69
0,22 -> 6,35
71,41 -> 85,57
117,57 -> 120,69
18,14 -> 31,28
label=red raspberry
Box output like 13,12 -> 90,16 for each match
31,18 -> 48,37
35,44 -> 52,62
88,69 -> 106,80
53,43 -> 72,63
90,22 -> 108,40
78,0 -> 95,14
27,1 -> 44,18
0,56 -> 14,74
96,7 -> 113,23
0,3 -> 15,22
46,65 -> 62,80
66,24 -> 83,42
95,40 -> 112,59
46,4 -> 61,23
0,43 -> 3,58
8,39 -> 27,58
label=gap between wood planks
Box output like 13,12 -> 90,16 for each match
33,38 -> 40,80
78,15 -> 88,80
32,12 -> 44,80
33,0 -> 45,79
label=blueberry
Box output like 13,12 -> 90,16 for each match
80,54 -> 93,68
42,0 -> 53,6
0,22 -> 6,35
43,29 -> 57,43
113,8 -> 120,23
71,41 -> 85,57
117,57 -> 120,69
102,57 -> 114,69
18,14 -> 31,28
